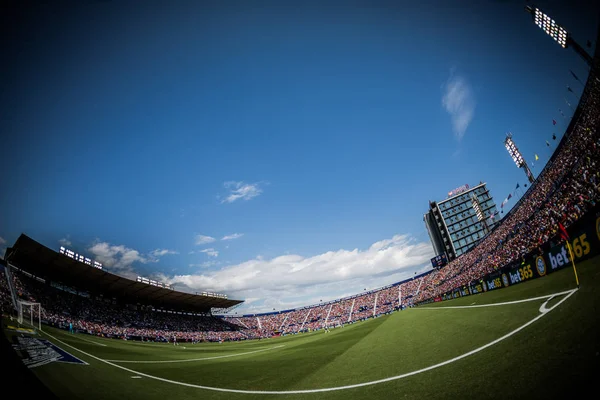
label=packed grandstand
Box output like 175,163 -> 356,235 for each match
1,51 -> 599,344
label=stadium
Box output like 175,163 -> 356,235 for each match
2,2 -> 600,399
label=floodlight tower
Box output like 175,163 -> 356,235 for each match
471,192 -> 490,235
525,5 -> 593,66
504,133 -> 535,183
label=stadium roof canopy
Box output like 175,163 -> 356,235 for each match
4,234 -> 243,313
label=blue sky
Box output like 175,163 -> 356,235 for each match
1,0 -> 597,313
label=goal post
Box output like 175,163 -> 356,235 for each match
17,300 -> 42,331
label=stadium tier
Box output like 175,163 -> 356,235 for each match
3,235 -> 243,313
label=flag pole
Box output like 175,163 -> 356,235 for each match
567,86 -> 580,100
565,240 -> 580,287
569,70 -> 585,87
564,98 -> 574,112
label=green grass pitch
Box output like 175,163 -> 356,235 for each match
3,255 -> 599,400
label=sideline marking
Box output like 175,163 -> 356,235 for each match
105,345 -> 285,363
415,289 -> 575,309
40,289 -> 577,395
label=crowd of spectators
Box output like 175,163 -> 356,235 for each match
1,265 -> 423,340
0,270 -> 15,317
224,280 -> 423,335
0,270 -> 252,342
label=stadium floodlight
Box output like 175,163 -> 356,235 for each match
529,7 -> 569,48
471,194 -> 484,222
504,134 -> 525,168
525,5 -> 593,66
504,133 -> 535,183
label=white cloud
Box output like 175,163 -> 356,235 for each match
194,235 -> 216,246
0,237 -> 6,245
195,235 -> 216,245
87,242 -> 148,279
221,233 -> 244,241
189,261 -> 219,269
200,248 -> 219,257
149,248 -> 179,257
220,181 -> 264,203
166,234 -> 434,314
59,237 -> 72,247
442,72 -> 475,140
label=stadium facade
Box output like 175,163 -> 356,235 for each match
424,182 -> 498,261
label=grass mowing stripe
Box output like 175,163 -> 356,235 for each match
73,335 -> 108,347
105,345 -> 286,363
416,288 -> 575,309
38,288 -> 577,395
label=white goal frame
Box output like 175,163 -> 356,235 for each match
17,300 -> 42,331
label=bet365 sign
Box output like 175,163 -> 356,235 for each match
547,232 -> 593,271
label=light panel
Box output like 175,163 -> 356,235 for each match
136,275 -> 173,290
59,245 -> 102,269
533,7 -> 568,48
504,135 -> 525,168
471,193 -> 484,222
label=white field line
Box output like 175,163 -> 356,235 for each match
539,295 -> 558,314
40,288 -> 577,395
414,289 -> 576,309
105,345 -> 286,363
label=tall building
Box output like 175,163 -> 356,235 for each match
423,182 -> 498,261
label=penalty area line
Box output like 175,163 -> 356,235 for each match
39,288 -> 578,395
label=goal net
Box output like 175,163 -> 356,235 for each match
17,300 -> 42,331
